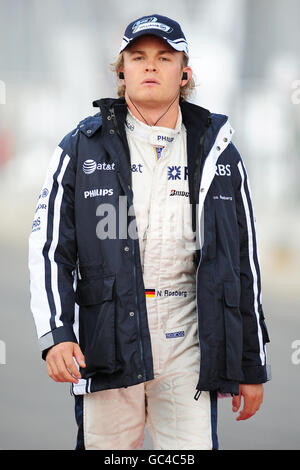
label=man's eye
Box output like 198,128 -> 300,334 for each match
160,57 -> 169,61
133,56 -> 143,60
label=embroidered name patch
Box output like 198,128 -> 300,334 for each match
165,331 -> 185,339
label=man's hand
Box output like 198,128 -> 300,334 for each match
46,342 -> 86,384
232,384 -> 264,421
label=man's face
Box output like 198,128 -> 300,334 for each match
121,35 -> 190,108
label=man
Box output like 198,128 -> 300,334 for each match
28,14 -> 270,450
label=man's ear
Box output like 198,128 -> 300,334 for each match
181,67 -> 192,86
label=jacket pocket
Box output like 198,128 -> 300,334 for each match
75,275 -> 115,305
75,275 -> 120,378
223,281 -> 243,381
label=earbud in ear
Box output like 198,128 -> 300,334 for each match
119,72 -> 124,79
182,72 -> 188,80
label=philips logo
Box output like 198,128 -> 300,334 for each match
84,188 -> 114,199
157,135 -> 174,143
83,160 -> 115,174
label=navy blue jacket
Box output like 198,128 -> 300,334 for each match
29,97 -> 271,396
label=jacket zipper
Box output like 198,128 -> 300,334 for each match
193,121 -> 211,401
109,106 -> 147,382
194,247 -> 203,400
132,237 -> 147,380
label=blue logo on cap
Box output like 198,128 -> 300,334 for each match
132,16 -> 173,34
132,16 -> 157,30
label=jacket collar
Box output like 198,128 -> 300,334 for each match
92,97 -> 211,137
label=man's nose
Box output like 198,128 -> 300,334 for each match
145,60 -> 157,72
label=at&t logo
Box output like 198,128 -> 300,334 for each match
83,159 -> 97,174
82,159 -> 115,174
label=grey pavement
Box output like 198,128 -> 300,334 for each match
0,239 -> 299,450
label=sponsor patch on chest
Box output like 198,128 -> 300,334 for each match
165,331 -> 185,339
215,164 -> 231,176
82,159 -> 115,174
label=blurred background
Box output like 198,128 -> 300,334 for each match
0,0 -> 299,450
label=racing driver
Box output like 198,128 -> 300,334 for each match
28,14 -> 271,450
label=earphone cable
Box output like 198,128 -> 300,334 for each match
127,89 -> 180,127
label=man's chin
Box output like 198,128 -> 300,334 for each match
129,91 -> 171,107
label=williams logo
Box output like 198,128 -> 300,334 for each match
83,159 -> 115,174
132,17 -> 173,34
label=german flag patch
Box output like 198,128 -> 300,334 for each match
145,289 -> 155,298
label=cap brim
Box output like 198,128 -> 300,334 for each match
119,30 -> 188,56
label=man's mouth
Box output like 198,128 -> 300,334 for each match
141,78 -> 160,85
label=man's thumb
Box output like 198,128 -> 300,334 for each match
232,393 -> 241,412
73,343 -> 86,367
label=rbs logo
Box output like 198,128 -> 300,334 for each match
215,164 -> 231,176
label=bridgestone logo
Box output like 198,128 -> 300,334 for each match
169,189 -> 189,197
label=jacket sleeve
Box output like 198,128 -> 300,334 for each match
28,132 -> 78,359
231,143 -> 271,384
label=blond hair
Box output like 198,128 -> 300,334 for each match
110,51 -> 195,101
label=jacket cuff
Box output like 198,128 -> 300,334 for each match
241,363 -> 272,384
39,326 -> 78,360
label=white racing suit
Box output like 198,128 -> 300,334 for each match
82,108 -> 218,450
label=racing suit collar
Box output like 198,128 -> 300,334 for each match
92,97 -> 211,139
125,106 -> 183,148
